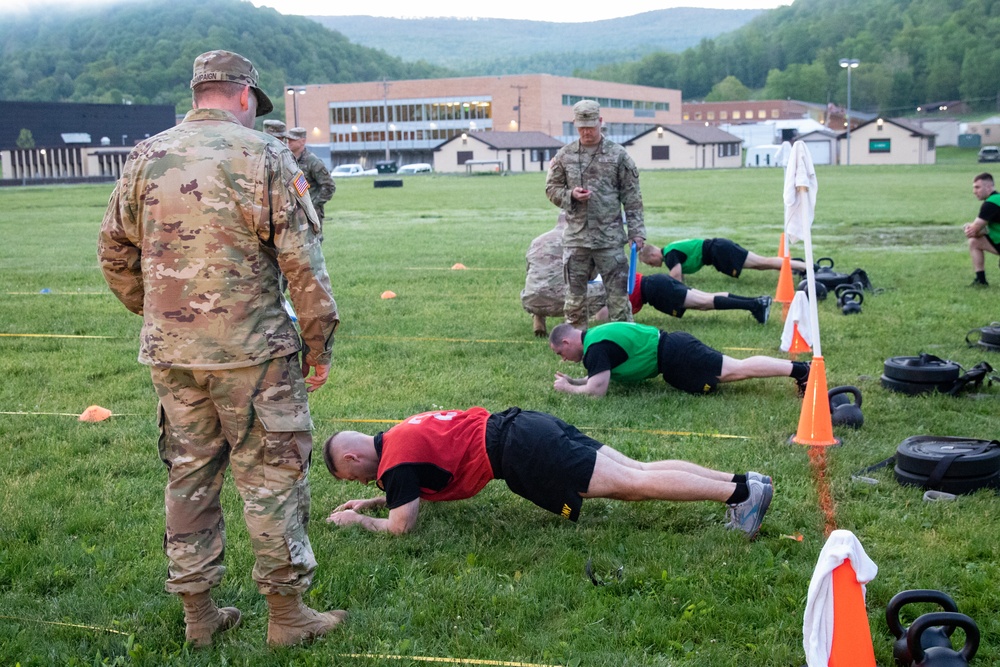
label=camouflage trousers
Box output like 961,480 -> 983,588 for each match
150,354 -> 318,597
563,246 -> 632,327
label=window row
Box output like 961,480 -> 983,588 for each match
683,109 -> 781,121
562,95 -> 670,112
331,101 -> 493,126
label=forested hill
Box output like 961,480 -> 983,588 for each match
585,0 -> 1000,114
310,9 -> 763,76
0,0 -> 449,115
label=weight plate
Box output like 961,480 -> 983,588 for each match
980,327 -> 1000,345
894,465 -> 1000,495
880,375 -> 951,395
883,356 -> 961,383
895,438 -> 1000,477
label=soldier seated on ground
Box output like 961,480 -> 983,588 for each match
323,406 -> 773,540
639,238 -> 807,283
549,321 -> 809,397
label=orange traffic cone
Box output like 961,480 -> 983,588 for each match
792,356 -> 840,446
777,232 -> 785,257
789,322 -> 812,356
828,560 -> 877,667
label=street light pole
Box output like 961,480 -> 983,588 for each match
839,58 -> 859,166
286,87 -> 305,127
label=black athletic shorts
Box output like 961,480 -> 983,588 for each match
485,407 -> 602,521
640,273 -> 689,318
987,235 -> 1000,254
704,238 -> 749,278
658,331 -> 724,394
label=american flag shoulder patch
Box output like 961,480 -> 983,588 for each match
293,171 -> 309,196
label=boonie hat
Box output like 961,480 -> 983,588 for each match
573,100 -> 600,128
263,119 -> 287,139
191,50 -> 274,117
287,127 -> 307,140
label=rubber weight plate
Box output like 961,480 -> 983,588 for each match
880,375 -> 953,395
895,438 -> 1000,477
883,356 -> 961,383
894,465 -> 1000,495
980,324 -> 1000,346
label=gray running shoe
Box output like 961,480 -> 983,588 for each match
752,296 -> 772,325
747,471 -> 772,487
725,478 -> 773,539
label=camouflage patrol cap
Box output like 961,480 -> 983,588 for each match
287,127 -> 307,140
191,50 -> 274,117
263,119 -> 287,139
573,99 -> 601,127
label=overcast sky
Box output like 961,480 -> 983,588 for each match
0,0 -> 794,22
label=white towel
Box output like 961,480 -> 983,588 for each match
780,291 -> 813,352
783,141 -> 818,245
802,530 -> 878,667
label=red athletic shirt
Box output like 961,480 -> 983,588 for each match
377,407 -> 494,504
628,272 -> 644,314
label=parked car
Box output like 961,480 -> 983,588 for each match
396,163 -> 433,174
978,146 -> 1000,163
331,163 -> 378,176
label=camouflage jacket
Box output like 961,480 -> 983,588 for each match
98,108 -> 339,370
521,223 -> 566,305
545,137 -> 645,249
297,148 -> 335,218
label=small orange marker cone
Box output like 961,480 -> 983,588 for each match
828,560 -> 877,667
451,263 -> 467,270
79,405 -> 113,422
789,322 -> 812,355
380,290 -> 397,299
792,355 -> 840,446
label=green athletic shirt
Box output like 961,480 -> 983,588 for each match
663,239 -> 705,274
983,192 -> 1000,244
582,322 -> 660,383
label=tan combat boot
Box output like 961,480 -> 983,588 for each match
266,593 -> 347,646
180,591 -> 242,648
532,314 -> 547,337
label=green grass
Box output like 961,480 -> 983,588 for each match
1,149 -> 999,666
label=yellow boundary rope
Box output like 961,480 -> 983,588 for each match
339,654 -> 561,667
0,614 -> 129,636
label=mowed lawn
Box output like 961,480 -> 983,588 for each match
1,151 -> 998,666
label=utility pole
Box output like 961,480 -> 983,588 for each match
511,84 -> 527,131
381,78 -> 391,161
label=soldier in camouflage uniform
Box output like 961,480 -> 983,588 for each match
263,118 -> 288,142
98,50 -> 345,648
545,99 -> 645,328
288,127 -> 336,232
521,211 -> 607,336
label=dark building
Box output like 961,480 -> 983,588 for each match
1,100 -> 176,150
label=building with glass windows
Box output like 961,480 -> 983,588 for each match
283,74 -> 681,170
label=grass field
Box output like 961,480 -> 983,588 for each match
1,149 -> 998,666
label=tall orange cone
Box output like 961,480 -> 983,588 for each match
775,234 -> 795,322
792,356 -> 840,446
789,322 -> 812,356
828,560 -> 877,667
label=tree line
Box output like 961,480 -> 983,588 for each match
582,0 -> 1000,115
1,0 -> 998,119
0,0 -> 449,117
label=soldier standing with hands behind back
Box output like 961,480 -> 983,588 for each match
98,50 -> 345,648
545,99 -> 645,327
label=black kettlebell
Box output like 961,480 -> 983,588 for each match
907,612 -> 979,667
828,385 -> 863,429
886,590 -> 958,667
836,285 -> 863,314
815,256 -> 836,273
797,278 -> 828,301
